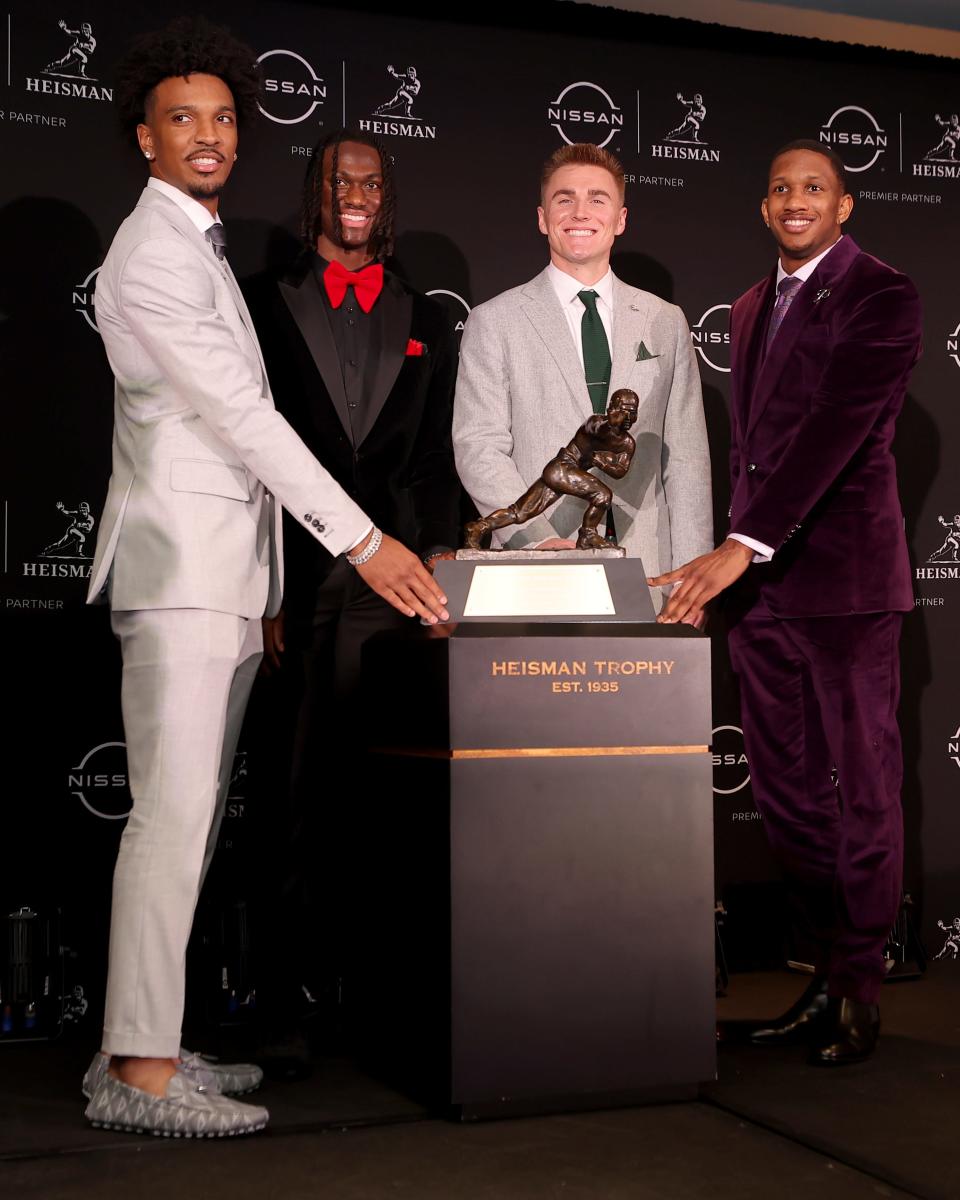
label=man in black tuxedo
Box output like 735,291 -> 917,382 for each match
244,128 -> 460,1064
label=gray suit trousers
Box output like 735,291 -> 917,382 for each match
102,609 -> 262,1057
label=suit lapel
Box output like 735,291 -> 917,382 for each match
746,278 -> 816,438
609,279 -> 654,396
278,268 -> 353,439
136,189 -> 269,387
356,281 -> 411,447
745,236 -> 861,440
519,269 -> 591,413
222,262 -> 269,384
733,273 -> 774,441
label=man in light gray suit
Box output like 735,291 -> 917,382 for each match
453,143 -> 711,612
82,19 -> 448,1138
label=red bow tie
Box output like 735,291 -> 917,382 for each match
323,260 -> 384,314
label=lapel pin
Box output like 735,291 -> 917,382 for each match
813,288 -> 832,305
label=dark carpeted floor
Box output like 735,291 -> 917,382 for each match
2,965 -> 958,1200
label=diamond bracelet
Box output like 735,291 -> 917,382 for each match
345,526 -> 383,566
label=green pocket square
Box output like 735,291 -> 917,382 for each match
636,342 -> 660,361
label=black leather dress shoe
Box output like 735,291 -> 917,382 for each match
717,975 -> 829,1045
809,997 -> 880,1066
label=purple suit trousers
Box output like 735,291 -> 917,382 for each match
727,237 -> 922,1002
728,598 -> 903,1003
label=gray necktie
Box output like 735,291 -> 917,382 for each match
205,223 -> 227,261
766,275 -> 802,348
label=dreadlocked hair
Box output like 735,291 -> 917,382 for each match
116,16 -> 260,151
300,127 -> 396,260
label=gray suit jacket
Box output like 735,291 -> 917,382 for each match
453,268 -> 712,583
87,187 -> 369,619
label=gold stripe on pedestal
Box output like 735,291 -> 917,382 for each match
371,745 -> 708,760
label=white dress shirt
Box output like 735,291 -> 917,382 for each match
546,261 -> 615,368
729,236 -> 844,562
146,176 -> 223,237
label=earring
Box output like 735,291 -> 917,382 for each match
144,152 -> 153,160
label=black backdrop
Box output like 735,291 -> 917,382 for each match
2,0 -> 958,1020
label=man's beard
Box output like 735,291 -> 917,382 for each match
187,180 -> 223,202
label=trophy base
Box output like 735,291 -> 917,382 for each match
455,547 -> 626,561
436,551 -> 653,622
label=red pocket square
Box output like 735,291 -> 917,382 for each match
405,338 -> 427,357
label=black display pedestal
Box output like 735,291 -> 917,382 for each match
360,621 -> 715,1119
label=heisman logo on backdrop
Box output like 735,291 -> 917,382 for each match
225,750 -> 248,821
916,513 -> 960,582
547,81 -> 623,149
819,105 -> 887,172
23,501 -> 95,579
361,65 -> 436,139
256,50 -> 326,125
26,19 -> 112,102
651,91 -> 719,163
914,111 -> 959,179
933,917 -> 960,961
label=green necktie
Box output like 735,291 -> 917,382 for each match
578,289 -> 618,543
578,289 -> 611,414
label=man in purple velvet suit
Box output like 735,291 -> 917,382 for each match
649,140 -> 922,1066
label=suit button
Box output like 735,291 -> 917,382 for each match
746,463 -> 757,473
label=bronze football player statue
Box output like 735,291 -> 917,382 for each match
463,388 -> 639,551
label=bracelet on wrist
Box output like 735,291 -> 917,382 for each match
345,526 -> 383,567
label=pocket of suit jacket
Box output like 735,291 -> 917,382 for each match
169,459 -> 251,501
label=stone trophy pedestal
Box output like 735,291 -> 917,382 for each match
357,556 -> 715,1119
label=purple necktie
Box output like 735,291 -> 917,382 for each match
766,275 -> 802,348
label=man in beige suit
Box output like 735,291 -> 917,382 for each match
82,19 -> 447,1138
453,143 -> 711,609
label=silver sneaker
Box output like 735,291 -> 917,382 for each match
85,1070 -> 269,1138
82,1048 -> 262,1099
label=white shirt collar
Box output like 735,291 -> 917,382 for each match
776,234 -> 842,286
147,176 -> 222,235
547,261 -> 615,310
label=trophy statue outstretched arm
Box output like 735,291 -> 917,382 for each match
463,388 -> 639,552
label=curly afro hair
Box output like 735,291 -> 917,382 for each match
115,16 -> 260,151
